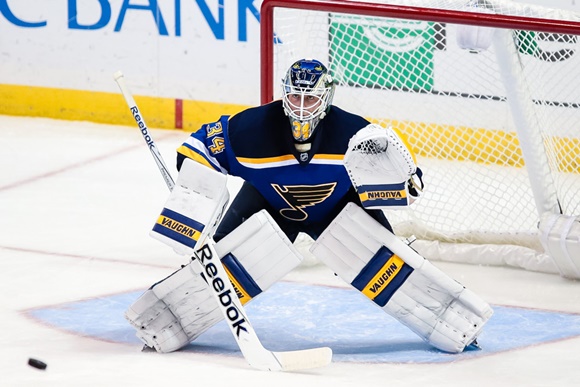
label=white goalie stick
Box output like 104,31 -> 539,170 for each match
113,71 -> 332,371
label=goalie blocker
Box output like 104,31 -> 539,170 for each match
311,203 -> 493,353
150,157 -> 229,256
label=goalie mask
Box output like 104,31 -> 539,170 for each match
282,59 -> 335,142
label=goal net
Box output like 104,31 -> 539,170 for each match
261,0 -> 580,273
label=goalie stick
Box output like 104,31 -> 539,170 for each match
113,71 -> 332,371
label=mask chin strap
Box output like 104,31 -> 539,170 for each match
295,143 -> 311,152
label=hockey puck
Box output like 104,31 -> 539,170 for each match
28,358 -> 47,370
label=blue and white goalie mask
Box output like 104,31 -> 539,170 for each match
282,59 -> 335,142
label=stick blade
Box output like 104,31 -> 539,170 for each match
273,347 -> 333,372
244,346 -> 332,372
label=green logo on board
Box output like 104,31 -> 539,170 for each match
329,15 -> 436,91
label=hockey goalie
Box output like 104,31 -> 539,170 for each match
125,59 -> 493,356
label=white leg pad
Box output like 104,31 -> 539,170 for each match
126,210 -> 303,353
310,203 -> 493,353
125,264 -> 221,353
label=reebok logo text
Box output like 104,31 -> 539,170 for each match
131,106 -> 155,149
194,244 -> 248,337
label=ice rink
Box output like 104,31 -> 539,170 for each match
1,114 -> 580,386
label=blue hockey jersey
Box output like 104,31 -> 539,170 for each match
176,100 -> 382,238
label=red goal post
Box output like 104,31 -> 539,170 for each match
260,0 -> 580,274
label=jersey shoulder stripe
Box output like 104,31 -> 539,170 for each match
236,154 -> 298,169
177,139 -> 225,173
236,153 -> 344,169
310,154 -> 344,165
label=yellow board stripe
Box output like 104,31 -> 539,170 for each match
0,84 -> 247,131
371,119 -> 525,167
0,83 -> 175,128
361,255 -> 405,300
1,84 -> 577,173
373,119 -> 580,173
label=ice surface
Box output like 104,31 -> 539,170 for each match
1,115 -> 579,386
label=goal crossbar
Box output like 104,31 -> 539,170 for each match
261,0 -> 580,104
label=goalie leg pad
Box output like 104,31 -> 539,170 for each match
126,210 -> 304,353
310,203 -> 493,353
125,265 -> 221,353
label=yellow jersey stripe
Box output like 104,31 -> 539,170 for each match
177,146 -> 217,170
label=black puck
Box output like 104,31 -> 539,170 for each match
28,358 -> 47,370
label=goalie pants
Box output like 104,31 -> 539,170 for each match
214,181 -> 393,243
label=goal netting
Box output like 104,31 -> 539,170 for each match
261,0 -> 580,274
